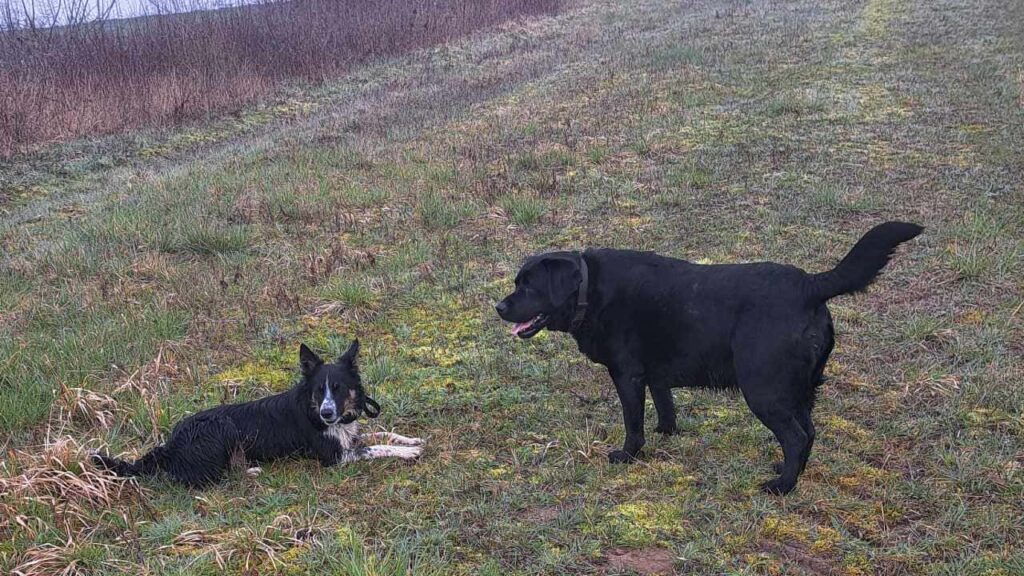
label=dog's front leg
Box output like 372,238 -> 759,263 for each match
359,444 -> 424,460
360,431 -> 424,446
609,370 -> 646,463
316,435 -> 423,465
650,386 -> 678,435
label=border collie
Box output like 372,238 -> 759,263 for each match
91,340 -> 423,487
496,221 -> 922,494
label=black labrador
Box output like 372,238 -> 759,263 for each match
496,221 -> 923,494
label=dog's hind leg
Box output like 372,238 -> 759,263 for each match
741,383 -> 809,495
771,409 -> 814,477
741,377 -> 811,494
162,414 -> 240,487
360,431 -> 425,446
733,335 -> 814,495
650,386 -> 677,435
770,315 -> 829,475
753,409 -> 807,495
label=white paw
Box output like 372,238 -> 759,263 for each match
245,467 -> 263,477
401,437 -> 425,447
395,446 -> 423,460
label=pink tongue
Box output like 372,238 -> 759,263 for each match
511,322 -> 531,335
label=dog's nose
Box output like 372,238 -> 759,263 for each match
495,301 -> 508,316
320,408 -> 336,420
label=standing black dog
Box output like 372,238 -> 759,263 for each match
91,340 -> 423,487
496,222 -> 923,494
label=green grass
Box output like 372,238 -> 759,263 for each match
417,190 -> 476,231
500,191 -> 548,226
667,161 -> 714,190
2,0 -> 1023,574
765,93 -> 828,118
319,276 -> 379,308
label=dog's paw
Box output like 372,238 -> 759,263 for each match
400,436 -> 425,447
654,423 -> 678,435
607,450 -> 636,464
246,467 -> 263,478
760,476 -> 796,495
394,446 -> 423,460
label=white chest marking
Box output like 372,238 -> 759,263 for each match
324,421 -> 360,450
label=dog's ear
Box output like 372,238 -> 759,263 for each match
299,344 -> 322,376
543,255 -> 582,305
338,339 -> 360,371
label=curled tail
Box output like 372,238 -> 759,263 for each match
90,447 -> 165,478
808,221 -> 923,301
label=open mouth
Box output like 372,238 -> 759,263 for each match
511,314 -> 548,338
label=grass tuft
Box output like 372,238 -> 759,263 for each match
416,191 -> 475,231
500,192 -> 548,227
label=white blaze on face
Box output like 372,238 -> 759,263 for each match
320,376 -> 336,417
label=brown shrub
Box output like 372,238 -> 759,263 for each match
0,0 -> 562,156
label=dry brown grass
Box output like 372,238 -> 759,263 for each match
1,436 -> 151,575
0,0 -> 562,156
1,437 -> 149,527
54,385 -> 121,431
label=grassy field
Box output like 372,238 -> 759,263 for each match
2,0 -> 1023,573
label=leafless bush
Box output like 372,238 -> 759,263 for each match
0,0 -> 561,156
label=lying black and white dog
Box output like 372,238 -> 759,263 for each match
496,222 -> 923,494
91,340 -> 423,487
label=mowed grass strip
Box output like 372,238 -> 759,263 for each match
1,0 -> 1023,574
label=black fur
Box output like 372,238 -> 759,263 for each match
92,341 -> 375,487
496,221 -> 923,494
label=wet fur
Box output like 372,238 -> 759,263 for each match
91,341 -> 422,487
497,222 -> 923,494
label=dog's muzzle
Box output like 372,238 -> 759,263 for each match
320,399 -> 339,424
322,395 -> 380,425
320,378 -> 339,424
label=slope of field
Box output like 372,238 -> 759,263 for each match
1,0 -> 1022,574
0,0 -> 561,156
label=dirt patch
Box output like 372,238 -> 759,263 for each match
757,540 -> 839,575
604,547 -> 676,575
517,505 -> 562,523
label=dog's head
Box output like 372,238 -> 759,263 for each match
495,251 -> 585,338
300,340 -> 380,426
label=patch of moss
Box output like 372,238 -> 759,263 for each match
214,354 -> 295,393
589,500 -> 689,547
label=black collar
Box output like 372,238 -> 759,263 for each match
570,252 -> 589,330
